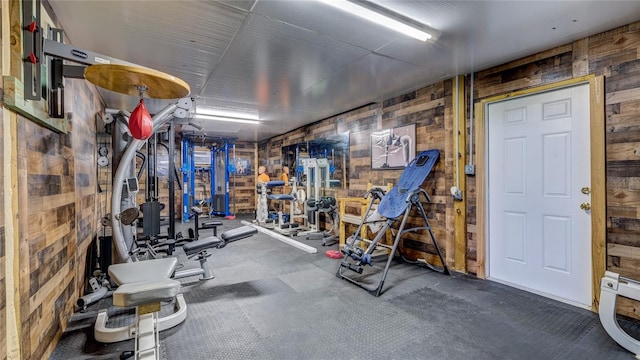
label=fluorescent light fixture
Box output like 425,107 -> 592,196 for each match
194,114 -> 260,125
195,108 -> 259,120
318,0 -> 432,41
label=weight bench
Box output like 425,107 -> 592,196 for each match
600,271 -> 640,358
257,180 -> 287,223
94,258 -> 187,345
337,149 -> 449,296
183,225 -> 258,256
201,220 -> 223,236
113,279 -> 180,359
180,225 -> 258,281
191,206 -> 222,237
221,225 -> 258,243
267,193 -> 296,228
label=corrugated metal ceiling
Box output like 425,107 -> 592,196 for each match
47,0 -> 640,141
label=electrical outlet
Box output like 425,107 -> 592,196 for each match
465,164 -> 476,175
450,186 -> 463,201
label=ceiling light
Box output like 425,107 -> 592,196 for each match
318,0 -> 432,41
195,108 -> 259,120
193,114 -> 260,125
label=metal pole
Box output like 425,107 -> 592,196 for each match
168,123 -> 175,240
233,143 -> 237,215
111,103 -> 177,262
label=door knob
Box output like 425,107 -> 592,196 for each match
581,187 -> 590,195
580,202 -> 591,210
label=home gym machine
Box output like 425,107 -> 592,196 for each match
181,136 -> 213,222
210,139 -> 235,218
182,137 -> 236,220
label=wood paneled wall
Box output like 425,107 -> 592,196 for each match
259,90 -> 452,264
3,2 -> 107,357
1,106 -> 7,360
14,77 -> 104,359
0,4 -> 638,358
232,141 -> 258,215
259,21 -> 640,313
466,21 -> 640,315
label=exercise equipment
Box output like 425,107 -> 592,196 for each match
263,180 -> 301,233
227,143 -> 238,220
84,63 -> 190,99
129,99 -> 153,140
110,98 -> 191,263
181,138 -> 212,222
94,258 -> 187,346
181,138 -> 236,220
600,271 -> 640,358
113,278 -> 179,360
95,225 -> 257,350
256,180 -> 286,224
183,225 -> 257,255
211,139 -> 234,217
190,206 -> 222,238
84,59 -> 192,265
242,220 -> 317,254
337,149 -> 449,296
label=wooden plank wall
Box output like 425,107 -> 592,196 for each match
500,23 -> 625,282
14,76 -> 104,359
232,141 -> 258,215
258,21 -> 640,306
468,22 -> 640,315
0,106 -> 7,360
5,6 -> 110,357
259,88 -> 452,265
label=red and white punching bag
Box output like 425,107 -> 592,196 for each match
129,99 -> 153,140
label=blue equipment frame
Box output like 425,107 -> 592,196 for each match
210,139 -> 234,217
181,138 -> 195,223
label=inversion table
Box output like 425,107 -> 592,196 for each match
336,149 -> 449,296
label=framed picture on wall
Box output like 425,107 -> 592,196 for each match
371,124 -> 416,170
235,158 -> 251,176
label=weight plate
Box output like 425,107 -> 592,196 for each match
98,146 -> 108,156
97,156 -> 109,167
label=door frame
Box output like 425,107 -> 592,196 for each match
475,75 -> 606,311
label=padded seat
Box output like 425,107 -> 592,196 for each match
266,180 -> 285,188
108,258 -> 178,285
267,194 -> 296,201
201,220 -> 223,228
221,225 -> 258,242
113,278 -> 181,307
183,236 -> 224,256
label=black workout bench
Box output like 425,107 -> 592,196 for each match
191,206 -> 223,237
183,225 -> 258,257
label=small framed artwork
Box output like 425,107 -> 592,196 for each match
371,124 -> 416,169
234,158 -> 251,176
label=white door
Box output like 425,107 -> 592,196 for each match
487,84 -> 592,307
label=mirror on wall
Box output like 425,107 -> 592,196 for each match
281,133 -> 349,190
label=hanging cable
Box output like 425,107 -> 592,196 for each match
469,71 -> 475,168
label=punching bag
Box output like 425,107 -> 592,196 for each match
129,99 -> 153,140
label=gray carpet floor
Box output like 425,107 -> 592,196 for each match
51,215 -> 636,359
